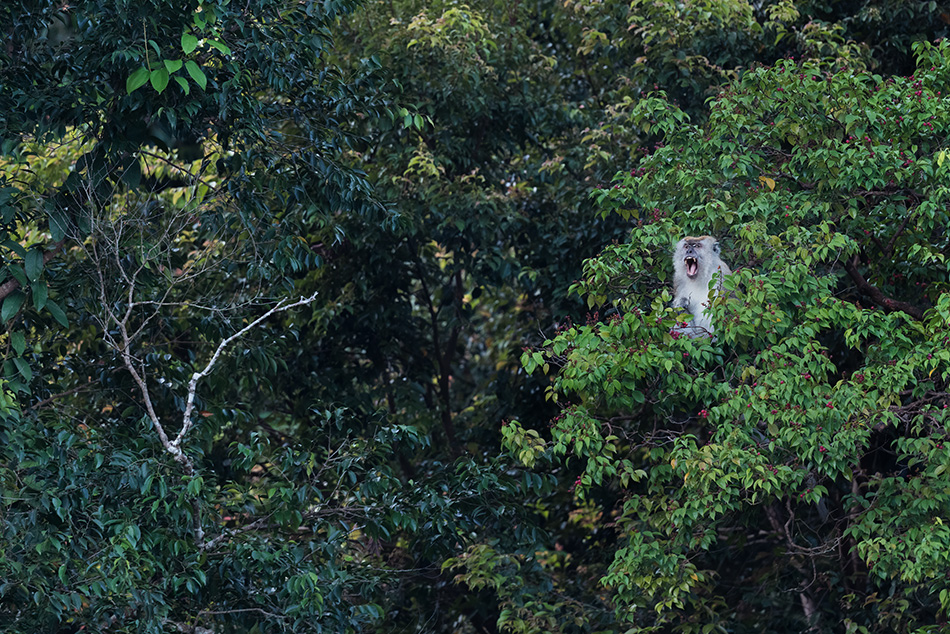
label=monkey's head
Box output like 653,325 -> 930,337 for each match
675,235 -> 721,279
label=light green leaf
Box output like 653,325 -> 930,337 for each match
126,67 -> 150,94
163,58 -> 183,73
185,60 -> 207,90
174,76 -> 191,95
207,39 -> 231,55
181,32 -> 198,54
150,68 -> 170,93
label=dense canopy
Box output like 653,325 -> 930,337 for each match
1,1 -> 949,633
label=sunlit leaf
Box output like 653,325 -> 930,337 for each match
126,67 -> 149,93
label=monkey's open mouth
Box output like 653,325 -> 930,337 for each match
685,257 -> 699,277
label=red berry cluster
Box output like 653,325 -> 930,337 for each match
568,475 -> 583,493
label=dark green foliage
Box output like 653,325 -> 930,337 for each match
1,0 -> 949,632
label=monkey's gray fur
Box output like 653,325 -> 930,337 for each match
672,235 -> 732,336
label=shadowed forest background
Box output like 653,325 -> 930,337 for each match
1,1 -> 950,632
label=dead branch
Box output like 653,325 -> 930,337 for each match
175,291 -> 319,449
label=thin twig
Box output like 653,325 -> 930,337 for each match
25,380 -> 98,412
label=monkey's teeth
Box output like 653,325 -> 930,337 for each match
685,258 -> 698,277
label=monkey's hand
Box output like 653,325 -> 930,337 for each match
671,295 -> 690,311
670,323 -> 712,339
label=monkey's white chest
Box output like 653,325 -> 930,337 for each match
682,284 -> 714,331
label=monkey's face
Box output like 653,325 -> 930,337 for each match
678,237 -> 717,279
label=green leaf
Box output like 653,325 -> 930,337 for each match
174,76 -> 191,95
121,158 -> 142,188
163,59 -> 183,74
126,67 -> 150,94
49,209 -> 69,243
187,476 -> 203,496
45,299 -> 68,327
2,291 -> 25,322
30,281 -> 47,311
181,32 -> 198,54
13,358 -> 31,382
150,68 -> 170,93
10,332 -> 25,356
207,39 -> 231,55
24,249 -> 43,282
185,60 -> 207,91
2,239 -> 26,259
8,264 -> 27,286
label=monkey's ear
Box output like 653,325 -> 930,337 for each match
712,241 -> 721,254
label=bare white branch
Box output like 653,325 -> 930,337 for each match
174,291 -> 319,448
64,145 -> 318,546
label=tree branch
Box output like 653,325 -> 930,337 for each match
25,379 -> 98,412
884,206 -> 915,257
198,503 -> 369,552
843,255 -> 924,320
0,240 -> 66,302
111,291 -> 319,545
175,291 -> 319,449
415,265 -> 460,457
